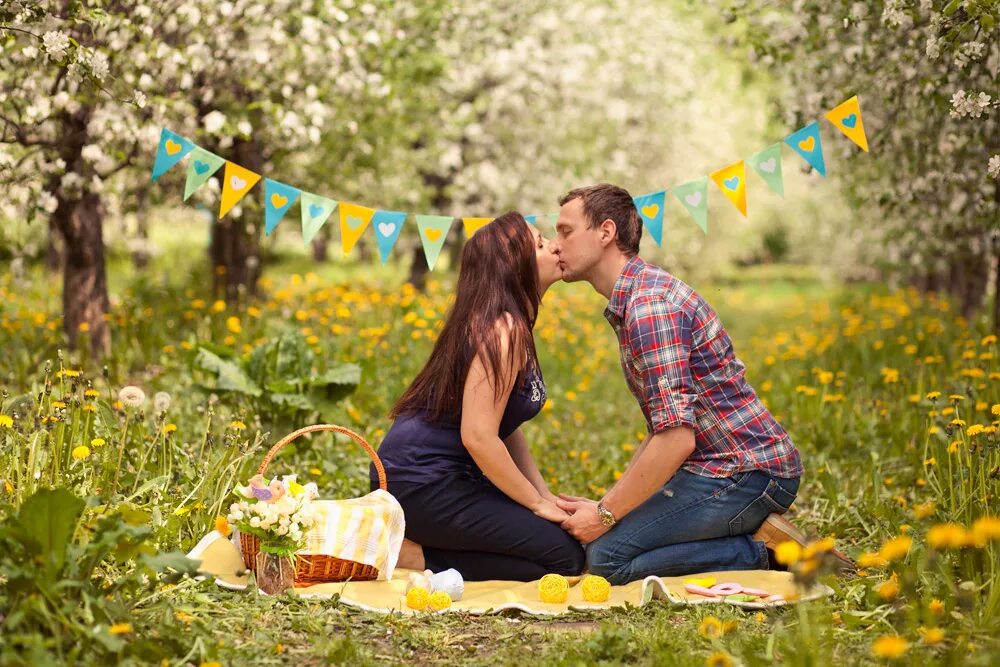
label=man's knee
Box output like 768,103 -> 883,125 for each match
585,540 -> 630,583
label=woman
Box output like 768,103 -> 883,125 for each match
370,212 -> 584,581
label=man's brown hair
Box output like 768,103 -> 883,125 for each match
558,183 -> 642,256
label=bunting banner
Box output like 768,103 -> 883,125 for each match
671,178 -> 709,234
299,192 -> 338,244
151,129 -> 195,181
339,203 -> 376,256
709,161 -> 747,218
748,144 -> 785,198
150,95 -> 870,265
372,210 -> 407,265
264,179 -> 301,236
784,121 -> 826,177
462,217 -> 491,237
183,147 -> 225,200
823,95 -> 869,152
633,191 -> 666,245
218,162 -> 261,218
416,215 -> 454,271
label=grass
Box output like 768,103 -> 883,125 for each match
0,232 -> 998,665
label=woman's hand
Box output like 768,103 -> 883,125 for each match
531,497 -> 572,523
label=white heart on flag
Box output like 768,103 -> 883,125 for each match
230,175 -> 247,190
758,158 -> 777,174
377,222 -> 396,237
683,192 -> 702,207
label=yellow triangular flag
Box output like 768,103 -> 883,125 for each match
709,160 -> 747,218
218,162 -> 261,219
462,217 -> 491,237
338,202 -> 376,255
823,96 -> 868,152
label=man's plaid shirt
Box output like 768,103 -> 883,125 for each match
605,256 -> 803,479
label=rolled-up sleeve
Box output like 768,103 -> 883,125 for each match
625,296 -> 697,432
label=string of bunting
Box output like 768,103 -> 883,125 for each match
150,96 -> 869,270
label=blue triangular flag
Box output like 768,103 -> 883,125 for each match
263,179 -> 301,235
371,210 -> 407,264
633,190 -> 667,245
151,128 -> 195,181
784,121 -> 826,177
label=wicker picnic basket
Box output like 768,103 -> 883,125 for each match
238,424 -> 387,585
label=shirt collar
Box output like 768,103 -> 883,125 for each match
604,255 -> 645,322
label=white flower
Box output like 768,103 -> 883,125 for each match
88,51 -> 109,81
153,391 -> 171,413
132,91 -> 147,109
42,31 -> 71,60
118,385 -> 146,407
81,145 -> 104,164
950,90 -> 993,119
249,517 -> 261,528
989,155 -> 1000,179
203,110 -> 226,133
38,192 -> 58,214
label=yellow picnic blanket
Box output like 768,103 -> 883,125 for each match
187,531 -> 832,615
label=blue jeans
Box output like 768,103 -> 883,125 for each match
586,469 -> 799,584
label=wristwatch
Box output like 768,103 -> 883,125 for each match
596,501 -> 617,527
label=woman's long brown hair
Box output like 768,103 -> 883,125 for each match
390,212 -> 541,423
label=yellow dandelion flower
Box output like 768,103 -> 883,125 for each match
163,424 -> 177,434
774,540 -> 802,566
71,445 -> 91,461
926,391 -> 941,400
857,552 -> 888,568
226,316 -> 242,334
211,300 -> 226,313
0,415 -> 12,428
876,580 -> 899,600
971,516 -> 1000,543
947,441 -> 960,454
109,623 -> 132,635
215,516 -> 232,537
928,599 -> 945,615
230,420 -> 246,430
91,437 -> 106,447
51,401 -> 66,409
966,424 -> 986,437
927,523 -> 968,549
914,502 -> 935,520
697,615 -> 725,639
878,536 -> 912,562
871,634 -> 909,659
705,651 -> 734,667
918,627 -> 944,646
992,404 -> 1000,416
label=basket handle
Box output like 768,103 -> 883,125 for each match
256,424 -> 386,491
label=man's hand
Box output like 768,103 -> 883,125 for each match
556,496 -> 609,544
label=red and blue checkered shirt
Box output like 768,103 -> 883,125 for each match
605,256 -> 803,479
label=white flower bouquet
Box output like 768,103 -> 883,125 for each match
227,474 -> 320,557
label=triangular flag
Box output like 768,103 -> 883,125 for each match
524,214 -> 538,225
183,147 -> 225,200
299,192 -> 338,244
633,191 -> 667,245
151,128 -> 195,181
823,95 -> 869,152
339,202 -> 376,255
371,210 -> 407,264
263,179 -> 301,236
462,217 -> 491,237
546,213 -> 559,227
218,162 -> 261,218
748,144 -> 785,198
415,215 -> 454,271
671,177 -> 709,234
784,121 -> 826,177
709,161 -> 748,218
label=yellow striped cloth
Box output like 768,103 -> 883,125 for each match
301,489 -> 405,581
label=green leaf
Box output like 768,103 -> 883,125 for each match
311,364 -> 362,387
269,393 -> 316,411
944,0 -> 963,15
194,347 -> 262,396
12,488 -> 85,578
981,14 -> 995,30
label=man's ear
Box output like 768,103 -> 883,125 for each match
599,218 -> 618,248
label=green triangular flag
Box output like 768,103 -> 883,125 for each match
183,147 -> 225,201
748,143 -> 784,198
671,177 -> 709,235
299,192 -> 339,244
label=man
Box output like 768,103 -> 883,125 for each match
552,183 -> 852,584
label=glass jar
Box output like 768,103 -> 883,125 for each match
255,551 -> 295,595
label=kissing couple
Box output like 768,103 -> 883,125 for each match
370,183 -> 853,583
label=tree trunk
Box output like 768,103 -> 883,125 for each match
407,242 -> 429,289
58,192 -> 111,358
131,189 -> 151,270
960,246 -> 988,322
209,138 -> 263,303
311,234 -> 328,263
993,249 -> 1000,334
